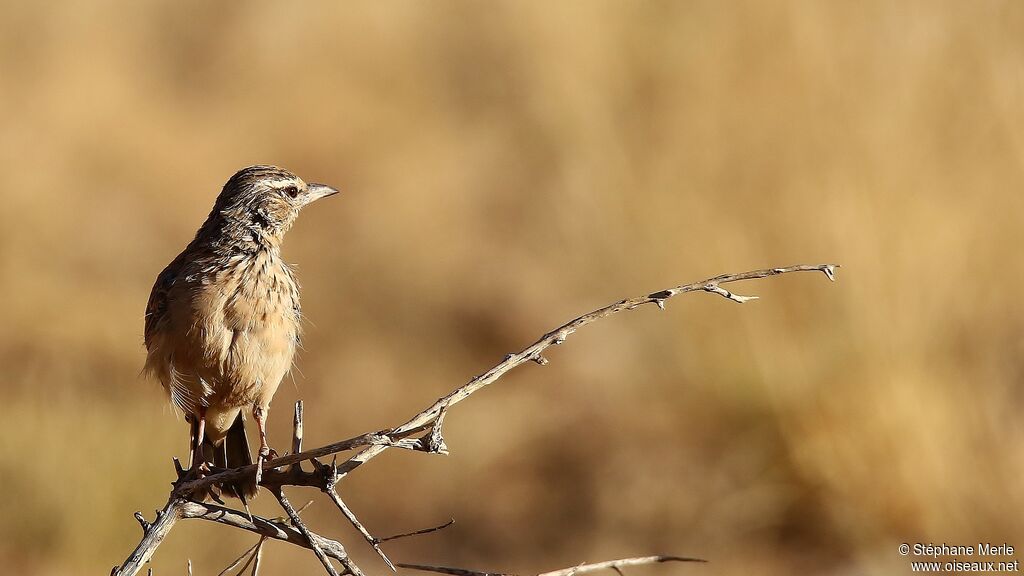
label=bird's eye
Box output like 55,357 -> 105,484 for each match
283,186 -> 300,199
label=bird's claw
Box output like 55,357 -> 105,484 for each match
187,461 -> 211,479
255,446 -> 276,486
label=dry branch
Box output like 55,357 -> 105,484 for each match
271,487 -> 347,576
113,263 -> 837,576
398,555 -> 707,576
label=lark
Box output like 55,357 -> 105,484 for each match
144,165 -> 338,498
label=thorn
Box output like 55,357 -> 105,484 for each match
823,264 -> 837,282
532,354 -> 548,365
296,500 -> 315,515
292,400 -> 304,459
134,511 -> 151,534
376,545 -> 397,572
705,283 -> 759,303
429,407 -> 450,454
655,299 -> 666,310
378,518 -> 456,543
648,289 -> 674,300
564,562 -> 587,576
312,456 -> 331,482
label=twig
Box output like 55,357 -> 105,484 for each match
112,498 -> 187,576
217,538 -> 265,576
324,487 -> 396,571
537,556 -> 707,576
179,500 -> 351,558
397,555 -> 707,576
378,519 -> 455,543
251,539 -> 265,576
272,487 -> 347,576
396,565 -> 508,576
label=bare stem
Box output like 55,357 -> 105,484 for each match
398,555 -> 706,576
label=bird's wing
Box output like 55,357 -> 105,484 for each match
284,263 -> 303,345
144,252 -> 187,350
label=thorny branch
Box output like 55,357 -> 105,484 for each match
113,264 -> 837,576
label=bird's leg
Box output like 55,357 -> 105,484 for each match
187,417 -> 198,472
189,406 -> 208,474
253,405 -> 274,485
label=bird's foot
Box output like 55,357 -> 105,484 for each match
188,460 -> 212,479
255,446 -> 277,486
176,461 -> 219,500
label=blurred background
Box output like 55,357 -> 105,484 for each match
1,1 -> 1023,574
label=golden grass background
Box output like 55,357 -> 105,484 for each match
1,1 -> 1023,574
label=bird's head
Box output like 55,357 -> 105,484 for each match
211,165 -> 339,243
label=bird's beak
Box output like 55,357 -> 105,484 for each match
305,183 -> 340,204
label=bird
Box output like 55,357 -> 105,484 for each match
143,165 -> 338,499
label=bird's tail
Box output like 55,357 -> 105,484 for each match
196,413 -> 259,501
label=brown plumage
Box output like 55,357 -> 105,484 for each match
144,165 -> 338,498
